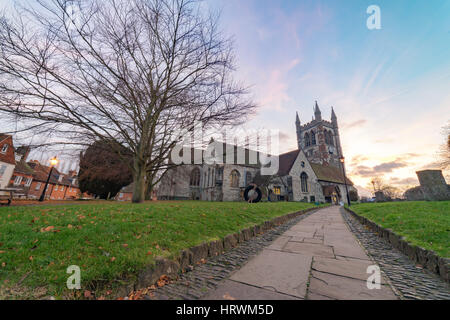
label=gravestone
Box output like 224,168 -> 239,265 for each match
416,170 -> 450,201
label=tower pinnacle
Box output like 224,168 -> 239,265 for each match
314,101 -> 322,121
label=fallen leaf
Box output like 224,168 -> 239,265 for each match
110,257 -> 116,262
223,293 -> 237,300
146,251 -> 152,256
0,251 -> 5,254
40,226 -> 55,232
29,256 -> 33,261
67,224 -> 73,229
122,244 -> 128,248
84,290 -> 92,298
1,262 -> 5,267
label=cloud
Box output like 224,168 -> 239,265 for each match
350,154 -> 369,165
342,119 -> 367,129
373,161 -> 408,173
351,160 -> 408,177
390,177 -> 419,186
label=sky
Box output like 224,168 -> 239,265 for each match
1,0 -> 449,196
203,0 -> 450,196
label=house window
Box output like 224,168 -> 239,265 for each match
300,172 -> 308,193
13,175 -> 23,186
207,168 -> 211,187
273,186 -> 281,195
55,185 -> 58,191
35,182 -> 42,190
1,144 -> 8,154
60,186 -> 64,192
25,177 -> 32,187
0,165 -> 6,180
310,196 -> 316,203
230,170 -> 240,188
190,169 -> 199,187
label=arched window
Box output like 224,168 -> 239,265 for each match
300,172 -> 308,193
328,131 -> 334,146
246,172 -> 252,185
311,130 -> 316,145
304,133 -> 310,147
230,170 -> 240,188
190,168 -> 200,186
207,168 -> 211,187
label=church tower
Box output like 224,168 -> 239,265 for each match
295,101 -> 343,167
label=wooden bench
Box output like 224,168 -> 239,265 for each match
0,188 -> 22,206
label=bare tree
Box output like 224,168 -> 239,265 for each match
438,122 -> 450,170
0,0 -> 256,202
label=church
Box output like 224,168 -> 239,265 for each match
157,102 -> 356,203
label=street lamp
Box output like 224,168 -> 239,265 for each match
39,157 -> 58,202
339,156 -> 351,207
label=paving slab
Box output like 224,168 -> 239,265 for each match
303,238 -> 323,244
283,231 -> 315,238
283,242 -> 335,258
230,249 -> 312,298
312,257 -> 375,281
309,270 -> 398,300
202,280 -> 301,300
266,236 -> 290,250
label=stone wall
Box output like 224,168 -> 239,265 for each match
416,170 -> 450,201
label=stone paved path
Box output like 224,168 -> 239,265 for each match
203,206 -> 398,300
146,206 -> 449,300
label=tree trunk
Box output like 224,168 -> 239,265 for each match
132,160 -> 146,203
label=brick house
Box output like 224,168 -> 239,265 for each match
0,134 -> 16,193
115,183 -> 134,201
27,161 -> 83,200
8,147 -> 35,198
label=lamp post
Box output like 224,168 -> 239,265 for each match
339,156 -> 351,207
39,157 -> 58,202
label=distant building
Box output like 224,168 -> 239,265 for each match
158,102 -> 356,203
116,183 -> 158,202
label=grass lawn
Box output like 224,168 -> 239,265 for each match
0,201 -> 318,299
349,201 -> 450,258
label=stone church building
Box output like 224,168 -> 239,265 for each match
157,102 -> 356,203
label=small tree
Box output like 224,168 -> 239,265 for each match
78,140 -> 133,199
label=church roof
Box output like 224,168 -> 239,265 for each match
277,149 -> 300,176
310,163 -> 353,186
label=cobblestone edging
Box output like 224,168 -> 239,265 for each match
343,207 -> 449,283
341,208 -> 450,300
115,206 -> 324,299
141,208 -> 321,300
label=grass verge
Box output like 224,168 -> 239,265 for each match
349,201 -> 449,258
0,201 -> 318,299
